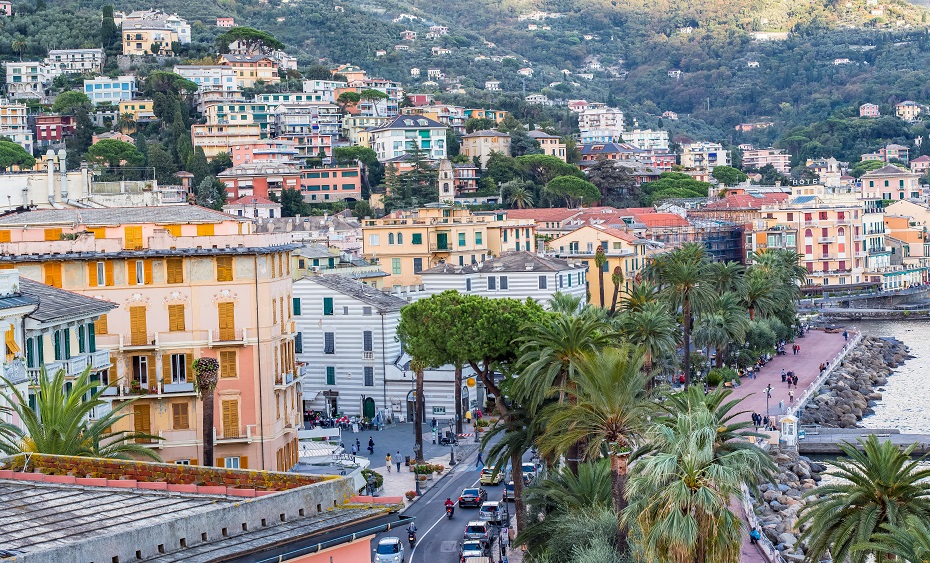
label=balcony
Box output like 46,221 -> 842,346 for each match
362,351 -> 375,360
430,243 -> 452,252
104,380 -> 199,399
91,349 -> 112,369
853,234 -> 866,241
216,424 -> 257,443
817,236 -> 835,243
275,371 -> 297,389
855,250 -> 867,258
2,359 -> 26,384
125,333 -> 157,349
297,364 -> 311,380
64,354 -> 89,374
208,328 -> 247,346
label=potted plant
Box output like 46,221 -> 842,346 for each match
432,464 -> 444,475
405,490 -> 417,501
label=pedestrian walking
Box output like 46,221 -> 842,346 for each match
762,415 -> 770,428
796,344 -> 801,354
781,368 -> 786,380
789,389 -> 795,403
843,330 -> 848,341
476,451 -> 484,470
355,438 -> 361,452
793,374 -> 799,387
351,443 -> 357,455
750,527 -> 762,545
395,451 -> 402,473
367,436 -> 375,455
386,453 -> 392,473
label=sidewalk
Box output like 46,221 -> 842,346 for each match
725,329 -> 850,426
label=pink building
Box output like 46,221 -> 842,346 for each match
911,154 -> 930,175
216,17 -> 235,27
231,140 -> 299,165
859,103 -> 880,118
0,1 -> 12,16
0,206 -> 302,471
299,166 -> 363,202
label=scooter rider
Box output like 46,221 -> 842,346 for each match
444,497 -> 455,516
407,523 -> 418,547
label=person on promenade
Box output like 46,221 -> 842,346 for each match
843,330 -> 848,341
386,453 -> 392,473
750,527 -> 762,544
476,451 -> 484,469
395,451 -> 402,473
793,374 -> 799,387
789,389 -> 795,403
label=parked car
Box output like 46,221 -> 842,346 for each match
459,487 -> 488,508
503,481 -> 515,501
478,501 -> 504,526
460,539 -> 490,562
374,537 -> 405,563
463,521 -> 491,543
521,462 -> 538,482
479,466 -> 503,485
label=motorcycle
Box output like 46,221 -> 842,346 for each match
408,530 -> 417,548
446,505 -> 454,519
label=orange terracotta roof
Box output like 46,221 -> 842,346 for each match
227,195 -> 278,206
634,212 -> 690,228
504,208 -> 582,222
702,193 -> 788,210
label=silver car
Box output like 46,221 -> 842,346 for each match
374,537 -> 405,563
463,520 -> 491,543
478,501 -> 503,526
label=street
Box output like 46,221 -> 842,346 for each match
372,441 -> 516,563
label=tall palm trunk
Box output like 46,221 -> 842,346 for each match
610,267 -> 622,315
454,363 -> 463,434
511,450 -> 526,534
611,452 -> 631,551
202,392 -> 215,466
683,301 -> 693,388
414,366 -> 425,462
598,268 -> 606,308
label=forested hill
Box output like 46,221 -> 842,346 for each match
9,0 -> 930,147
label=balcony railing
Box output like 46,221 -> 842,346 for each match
209,328 -> 247,345
91,349 -> 112,369
2,359 -> 26,384
103,380 -> 199,398
216,424 -> 257,442
64,355 -> 89,374
430,243 -> 452,252
25,351 -> 109,380
275,371 -> 296,387
817,236 -> 835,243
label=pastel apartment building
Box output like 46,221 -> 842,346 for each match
44,48 -> 105,74
216,16 -> 235,27
231,140 -> 299,165
741,147 -> 791,174
895,101 -> 921,122
461,130 -> 511,167
219,54 -> 280,88
370,115 -> 448,162
859,103 -> 880,118
5,62 -> 53,101
910,155 -> 930,175
528,130 -> 566,161
0,206 -> 302,471
680,141 -> 731,172
29,114 -> 74,148
173,65 -> 238,92
84,75 -> 137,104
217,162 -> 300,199
122,23 -> 179,56
623,129 -> 670,152
860,165 -> 921,201
118,99 -> 156,122
299,166 -> 363,202
361,206 -> 536,287
578,107 -> 625,143
192,122 -> 263,159
0,99 -> 33,154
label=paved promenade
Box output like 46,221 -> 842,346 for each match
726,330 -> 851,426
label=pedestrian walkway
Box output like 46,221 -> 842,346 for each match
725,329 -> 850,426
734,500 -> 770,563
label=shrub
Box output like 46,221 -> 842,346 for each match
361,468 -> 383,489
707,367 -> 737,387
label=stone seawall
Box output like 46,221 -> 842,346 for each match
799,336 -> 911,428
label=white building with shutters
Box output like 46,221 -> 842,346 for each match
418,251 -> 588,308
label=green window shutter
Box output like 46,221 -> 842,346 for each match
37,337 -> 44,364
326,366 -> 335,385
64,329 -> 71,359
78,326 -> 86,354
458,233 -> 466,246
88,323 -> 96,353
412,233 -> 422,244
53,331 -> 62,361
323,297 -> 334,316
25,338 -> 34,368
293,297 -> 302,316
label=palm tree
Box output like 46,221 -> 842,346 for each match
538,346 -> 657,550
742,273 -> 778,320
617,301 -> 677,373
595,246 -> 607,308
522,458 -> 613,513
609,266 -> 624,315
693,313 -> 729,371
856,516 -> 930,562
11,38 -> 26,61
482,404 -> 536,532
621,280 -> 659,313
192,357 -> 219,466
798,435 -> 930,563
624,406 -> 767,563
708,261 -> 746,294
0,366 -> 160,460
411,358 -> 426,462
647,243 -> 716,387
548,291 -> 584,316
506,183 -> 535,209
519,503 -> 623,562
118,112 -> 137,134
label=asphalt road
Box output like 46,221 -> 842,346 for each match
372,447 -> 513,563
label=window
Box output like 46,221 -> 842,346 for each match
166,304 -> 185,332
326,366 -> 335,385
368,234 -> 380,246
43,263 -> 62,288
295,332 -> 303,354
124,226 -> 142,250
323,297 -> 334,315
216,257 -> 233,282
475,231 -> 483,245
45,228 -> 63,241
132,355 -> 149,386
53,329 -> 70,361
218,302 -> 235,341
466,278 -> 472,291
168,353 -> 188,384
392,258 -> 401,275
324,332 -> 335,354
197,224 -> 215,237
292,297 -> 301,316
220,350 -> 237,378
397,233 -> 404,244
458,233 -> 466,247
172,403 -> 189,429
363,307 -> 372,316
363,331 -> 373,352
412,233 -> 423,244
388,233 -> 395,245
166,258 -> 183,284
343,306 -> 349,316
221,400 -> 240,439
488,276 -> 496,290
413,257 -> 423,273
130,306 -> 147,346
364,367 -> 374,387
500,276 -> 509,290
539,275 -> 548,289
96,314 -> 108,335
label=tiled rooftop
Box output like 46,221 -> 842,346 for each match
0,206 -> 239,227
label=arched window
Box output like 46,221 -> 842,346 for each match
388,233 -> 395,245
804,229 -> 813,239
397,232 -> 404,245
837,227 -> 846,254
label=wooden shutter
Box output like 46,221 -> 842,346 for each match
216,257 -> 233,282
4,329 -> 19,360
197,224 -> 214,237
279,298 -> 285,326
43,263 -> 62,288
273,345 -> 279,375
222,400 -> 239,438
172,403 -> 189,429
162,354 -> 172,384
240,456 -> 248,470
323,297 -> 333,316
272,300 -> 277,324
185,353 -> 194,382
271,254 -> 276,278
96,314 -> 108,335
166,258 -> 183,284
87,263 -> 98,287
292,297 -> 301,316
165,225 -> 182,237
128,260 -> 137,286
133,404 -> 151,442
218,302 -> 235,340
143,260 -> 153,284
44,228 -> 62,241
87,227 -> 105,239
168,304 -> 185,332
220,350 -> 237,378
146,354 -> 156,387
0,230 -> 10,243
190,458 -> 199,466
215,457 -> 225,468
129,306 -> 147,346
105,261 -> 114,286
124,226 -> 142,250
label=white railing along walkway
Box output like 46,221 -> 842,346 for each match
785,331 -> 863,419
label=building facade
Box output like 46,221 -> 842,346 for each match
460,130 -> 511,167
84,76 -> 137,104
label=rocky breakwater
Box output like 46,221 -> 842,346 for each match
752,447 -> 827,561
799,336 -> 911,428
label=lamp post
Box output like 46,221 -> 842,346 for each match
448,421 -> 457,466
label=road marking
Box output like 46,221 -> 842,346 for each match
409,512 -> 445,562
